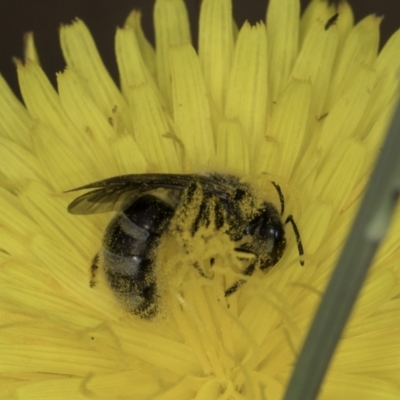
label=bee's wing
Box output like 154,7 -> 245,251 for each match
67,186 -> 142,214
67,173 -> 239,215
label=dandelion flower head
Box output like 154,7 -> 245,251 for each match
1,0 -> 400,399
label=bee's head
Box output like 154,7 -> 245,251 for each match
242,202 -> 286,268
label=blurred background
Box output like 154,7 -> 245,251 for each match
0,0 -> 399,99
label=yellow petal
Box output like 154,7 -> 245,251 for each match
110,133 -> 147,174
17,61 -> 71,133
266,0 -> 300,102
0,187 -> 38,257
299,200 -> 333,256
313,138 -> 366,211
154,0 -> 191,108
60,19 -> 132,133
30,121 -> 98,189
199,0 -> 234,112
0,138 -> 45,188
29,233 -> 123,320
324,371 -> 400,400
1,340 -> 117,376
124,11 -> 157,79
127,83 -> 180,172
291,18 -> 338,116
57,69 -> 119,177
326,14 -> 381,110
23,31 -> 40,64
0,74 -> 32,148
349,269 -> 398,326
225,22 -> 268,161
319,66 -> 375,153
19,180 -> 100,258
357,28 -> 400,139
115,26 -> 151,94
170,44 -> 215,169
300,0 -> 354,50
215,119 -> 249,174
257,80 -> 312,178
334,334 -> 400,373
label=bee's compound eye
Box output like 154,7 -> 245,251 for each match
124,195 -> 174,233
273,223 -> 284,241
244,213 -> 283,241
271,224 -> 286,259
261,223 -> 286,259
257,223 -> 286,270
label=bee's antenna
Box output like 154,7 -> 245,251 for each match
285,215 -> 305,266
271,181 -> 285,216
271,181 -> 304,266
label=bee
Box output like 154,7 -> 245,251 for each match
67,174 -> 304,318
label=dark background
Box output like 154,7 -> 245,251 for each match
1,0 -> 399,99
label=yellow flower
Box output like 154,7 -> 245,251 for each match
1,0 -> 400,398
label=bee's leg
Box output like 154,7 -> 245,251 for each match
224,259 -> 257,297
190,191 -> 229,280
172,182 -> 203,235
193,261 -> 213,279
90,253 -> 100,288
172,182 -> 214,279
